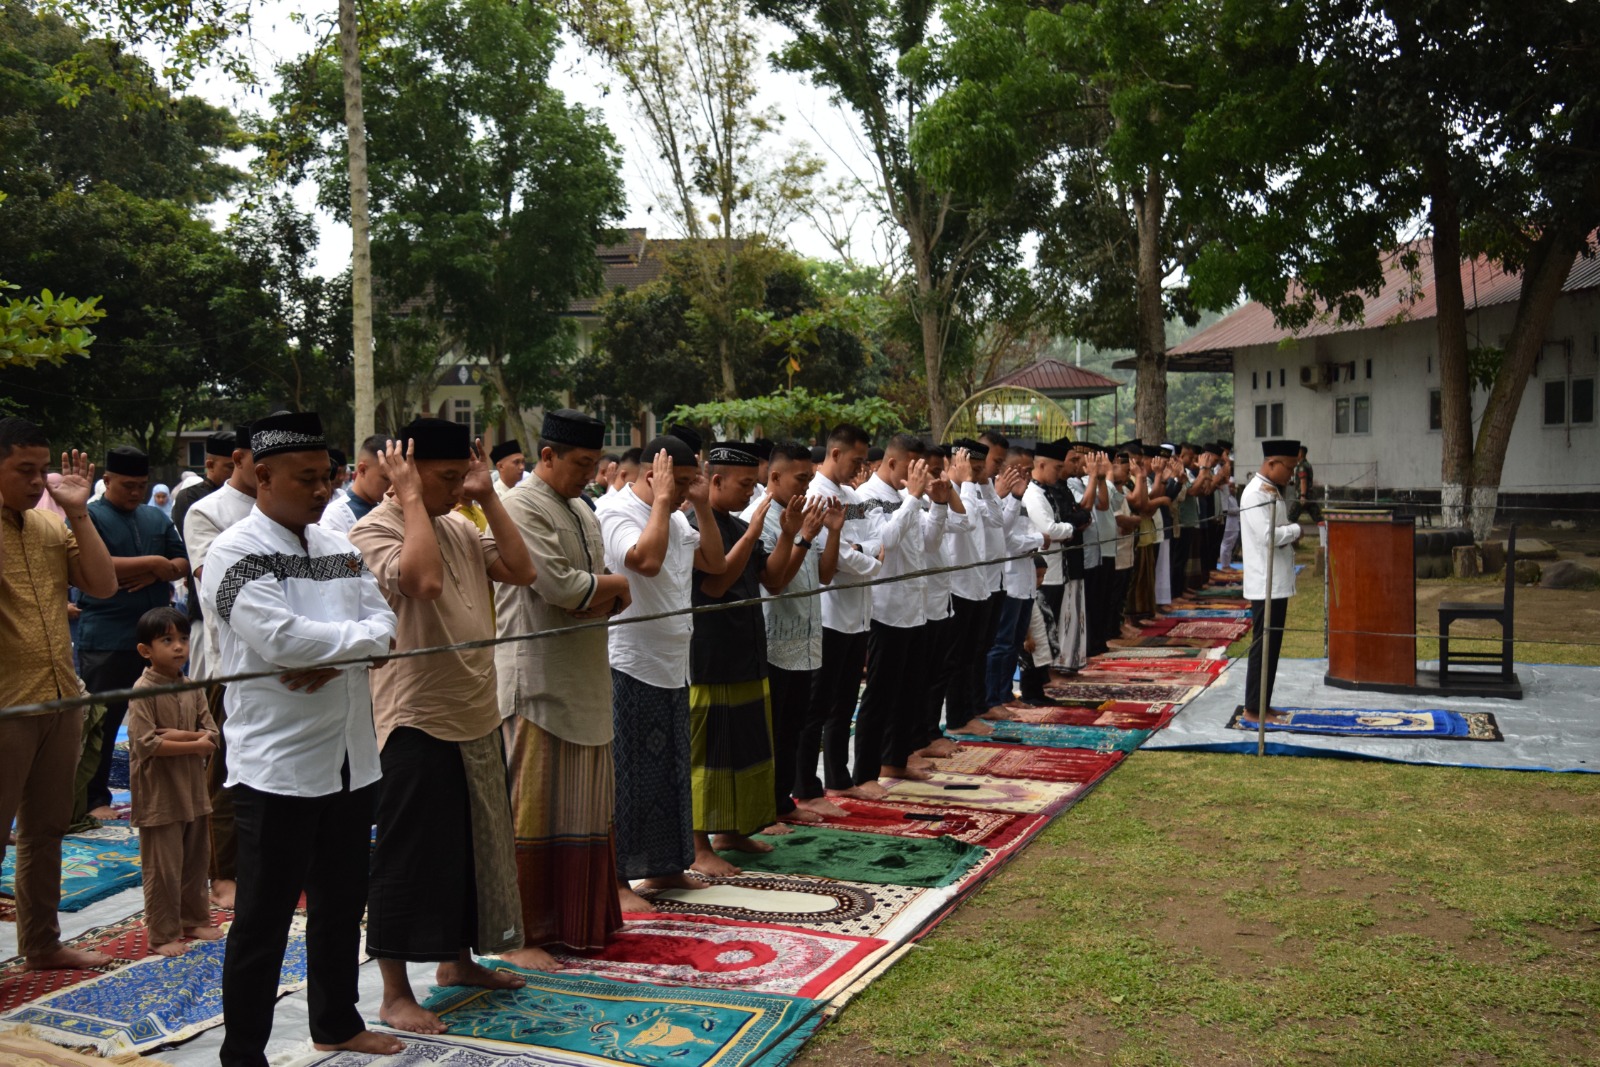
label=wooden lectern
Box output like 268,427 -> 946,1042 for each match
1325,510 -> 1417,689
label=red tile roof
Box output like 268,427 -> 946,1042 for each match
1171,242 -> 1600,360
986,358 -> 1122,396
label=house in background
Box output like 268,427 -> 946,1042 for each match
1167,245 -> 1600,507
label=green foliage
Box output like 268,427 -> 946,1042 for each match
269,0 -> 626,434
0,282 -> 102,369
666,387 -> 904,443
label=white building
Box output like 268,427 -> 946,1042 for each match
1168,245 -> 1600,502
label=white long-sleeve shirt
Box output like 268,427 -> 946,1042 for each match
807,472 -> 883,635
1023,481 -> 1074,586
201,507 -> 397,797
182,481 -> 255,681
598,485 -> 699,689
1239,473 -> 1303,600
1001,490 -> 1045,599
922,494 -> 971,621
857,475 -> 943,630
949,482 -> 990,602
977,481 -> 1011,594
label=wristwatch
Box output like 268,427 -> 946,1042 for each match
794,535 -> 812,549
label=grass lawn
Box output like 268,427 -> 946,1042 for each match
800,551 -> 1600,1066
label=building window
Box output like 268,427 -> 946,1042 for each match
187,440 -> 206,467
602,411 -> 631,449
1428,389 -> 1442,431
1254,402 -> 1283,438
1545,377 -> 1595,427
1252,371 -> 1259,390
1279,368 -> 1286,387
1335,394 -> 1371,435
451,398 -> 484,437
1365,358 -> 1373,379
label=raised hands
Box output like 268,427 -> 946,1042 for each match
460,438 -> 495,504
904,458 -> 931,499
747,491 -> 775,537
376,438 -> 420,503
948,447 -> 974,484
776,493 -> 806,539
820,497 -> 845,534
51,450 -> 94,513
648,449 -> 675,507
683,462 -> 712,509
800,497 -> 827,540
928,473 -> 953,504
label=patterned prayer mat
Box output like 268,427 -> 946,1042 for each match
717,827 -> 984,888
1043,682 -> 1201,704
0,908 -> 232,1012
822,799 -> 1043,850
1086,658 -> 1229,675
1224,706 -> 1504,741
1166,609 -> 1252,618
634,876 -> 925,939
1088,647 -> 1221,660
932,743 -> 1123,785
1108,636 -> 1225,648
550,915 -> 887,999
962,721 -> 1153,753
0,1026 -> 177,1067
1,922 -> 306,1055
1066,670 -> 1218,686
875,773 -> 1081,815
1165,620 -> 1251,640
1005,703 -> 1176,730
423,966 -> 823,1067
1,838 -> 142,913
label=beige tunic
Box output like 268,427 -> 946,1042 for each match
127,667 -> 220,828
494,473 -> 614,746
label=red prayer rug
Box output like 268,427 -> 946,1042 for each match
933,743 -> 1124,785
878,772 -> 1082,815
0,906 -> 232,1012
551,914 -> 886,998
1085,657 -> 1229,676
822,798 -> 1043,850
1043,681 -> 1201,704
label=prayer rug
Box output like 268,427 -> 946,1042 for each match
0,908 -> 231,1012
1,922 -> 306,1055
422,966 -> 822,1067
0,1026 -> 176,1067
1108,636 -> 1222,648
962,721 -> 1153,754
1043,682 -> 1201,704
1166,609 -> 1252,618
1224,706 -> 1503,741
716,827 -> 984,888
1165,620 -> 1251,640
875,773 -> 1081,816
1088,647 -> 1219,660
1062,671 -> 1215,686
634,876 -> 924,939
1005,704 -> 1175,730
1086,658 -> 1228,675
822,799 -> 1042,850
286,1029 -> 840,1067
1,838 -> 142,913
931,744 -> 1123,785
550,915 -> 887,999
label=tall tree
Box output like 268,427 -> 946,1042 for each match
274,0 -> 626,446
341,0 -> 376,443
1186,0 -> 1600,537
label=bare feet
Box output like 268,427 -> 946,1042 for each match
498,945 -> 561,972
25,946 -> 113,971
947,718 -> 994,737
711,832 -> 774,854
184,925 -> 224,941
439,957 -> 526,990
758,822 -> 795,836
635,872 -> 706,892
691,844 -> 743,878
379,995 -> 447,1035
917,739 -> 960,758
209,879 -> 237,909
777,807 -> 824,825
906,754 -> 934,770
1238,708 -> 1291,726
618,884 -> 657,913
827,781 -> 888,800
795,796 -> 848,818
880,764 -> 932,781
88,805 -> 119,820
151,941 -> 188,958
980,705 -> 1019,721
314,1031 -> 405,1056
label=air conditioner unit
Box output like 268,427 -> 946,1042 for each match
1299,364 -> 1333,391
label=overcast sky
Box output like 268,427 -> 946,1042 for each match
177,4 -> 881,277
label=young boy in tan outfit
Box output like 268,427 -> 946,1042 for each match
128,606 -> 223,956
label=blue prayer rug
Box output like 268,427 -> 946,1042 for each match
422,966 -> 822,1067
1225,706 -> 1503,741
0,921 -> 308,1054
954,721 -> 1153,754
1,835 -> 142,911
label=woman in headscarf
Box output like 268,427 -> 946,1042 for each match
147,482 -> 173,519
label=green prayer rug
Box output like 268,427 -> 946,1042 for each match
717,826 -> 984,888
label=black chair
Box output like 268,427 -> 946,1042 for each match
1438,523 -> 1516,682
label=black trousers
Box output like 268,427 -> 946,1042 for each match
1084,562 -> 1112,657
1110,563 -> 1133,629
220,772 -> 376,1067
1244,598 -> 1289,714
941,596 -> 988,731
1018,583 -> 1065,702
1170,528 -> 1192,597
767,665 -> 813,815
964,590 -> 1005,719
78,648 -> 147,811
858,620 -> 921,778
367,727 -> 475,962
919,612 -> 959,746
799,627 -> 868,797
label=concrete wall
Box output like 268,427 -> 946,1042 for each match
1231,288 -> 1600,494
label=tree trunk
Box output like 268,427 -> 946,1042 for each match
342,0 -> 375,446
1132,167 -> 1168,441
1428,168 -> 1474,528
718,335 -> 738,401
908,230 -> 948,436
1465,225 -> 1585,541
484,349 -> 530,450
